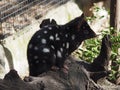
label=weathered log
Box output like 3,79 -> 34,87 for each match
0,65 -> 101,90
0,35 -> 120,90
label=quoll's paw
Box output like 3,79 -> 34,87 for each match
51,66 -> 59,71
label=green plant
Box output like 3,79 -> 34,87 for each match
73,29 -> 120,83
73,5 -> 120,84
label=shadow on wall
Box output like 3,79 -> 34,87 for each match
3,45 -> 14,69
0,41 -> 14,78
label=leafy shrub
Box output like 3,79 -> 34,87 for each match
73,5 -> 120,83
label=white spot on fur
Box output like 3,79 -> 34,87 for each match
41,39 -> 46,44
72,35 -> 75,40
55,33 -> 58,37
44,26 -> 48,28
37,35 -> 41,38
51,45 -> 55,49
57,50 -> 62,58
48,27 -> 52,30
34,46 -> 39,50
29,44 -> 32,49
43,30 -> 47,34
66,42 -> 69,49
49,35 -> 54,40
55,33 -> 60,40
60,48 -> 63,52
56,37 -> 60,40
43,48 -> 50,53
34,56 -> 38,59
63,43 -> 65,47
54,54 -> 56,58
65,34 -> 68,38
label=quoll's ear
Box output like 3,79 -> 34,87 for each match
51,19 -> 57,25
77,13 -> 85,31
80,13 -> 84,19
40,19 -> 57,28
40,19 -> 50,28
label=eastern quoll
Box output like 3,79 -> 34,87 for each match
27,14 -> 96,76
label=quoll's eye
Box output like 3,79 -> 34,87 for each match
83,30 -> 89,35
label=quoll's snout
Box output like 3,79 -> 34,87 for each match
74,14 -> 96,40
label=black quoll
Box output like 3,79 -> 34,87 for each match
27,14 -> 96,76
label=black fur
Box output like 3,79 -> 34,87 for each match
27,14 -> 96,76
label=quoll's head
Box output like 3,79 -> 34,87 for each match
67,13 -> 97,41
77,14 -> 96,40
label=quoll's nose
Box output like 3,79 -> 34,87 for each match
96,32 -> 101,36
